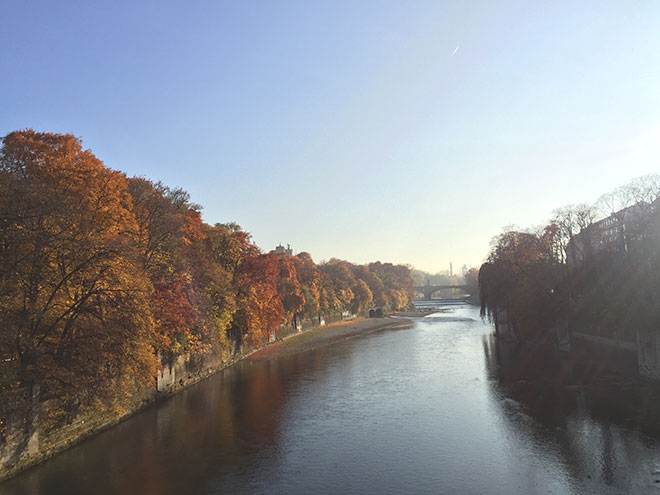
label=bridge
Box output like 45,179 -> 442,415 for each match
414,283 -> 468,300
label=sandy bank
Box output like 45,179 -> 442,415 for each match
249,316 -> 413,361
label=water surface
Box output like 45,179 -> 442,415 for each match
3,305 -> 660,494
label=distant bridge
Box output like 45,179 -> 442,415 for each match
414,284 -> 468,300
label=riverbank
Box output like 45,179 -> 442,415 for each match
0,315 -> 413,482
249,316 -> 414,361
392,309 -> 436,317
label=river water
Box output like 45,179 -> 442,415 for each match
3,304 -> 660,494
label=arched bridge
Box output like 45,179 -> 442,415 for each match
414,284 -> 468,300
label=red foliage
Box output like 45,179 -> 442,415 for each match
152,275 -> 198,355
234,253 -> 285,345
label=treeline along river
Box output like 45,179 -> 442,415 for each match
0,130 -> 416,478
3,304 -> 660,494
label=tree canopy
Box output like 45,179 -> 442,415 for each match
0,130 -> 415,418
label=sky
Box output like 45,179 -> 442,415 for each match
2,1 -> 659,273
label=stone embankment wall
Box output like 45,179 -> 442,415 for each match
0,312 -> 349,482
492,309 -> 660,381
493,309 -> 514,339
637,330 -> 660,380
570,331 -> 639,376
549,323 -> 660,380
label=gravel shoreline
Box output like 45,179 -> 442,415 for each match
248,316 -> 414,361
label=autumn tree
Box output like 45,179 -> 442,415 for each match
233,253 -> 285,346
0,130 -> 157,417
175,208 -> 236,354
367,262 -> 414,310
195,222 -> 256,353
127,179 -> 205,356
317,259 -> 413,315
273,253 -> 305,325
293,252 -> 322,321
350,279 -> 373,314
479,230 -> 561,340
319,259 -> 357,312
353,265 -> 386,307
318,271 -> 342,316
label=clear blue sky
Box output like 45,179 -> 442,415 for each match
2,1 -> 659,272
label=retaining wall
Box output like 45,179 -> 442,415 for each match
637,329 -> 660,380
0,312 -> 348,481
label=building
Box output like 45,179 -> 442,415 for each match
275,243 -> 293,256
566,201 -> 658,267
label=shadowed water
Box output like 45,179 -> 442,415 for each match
3,305 -> 660,494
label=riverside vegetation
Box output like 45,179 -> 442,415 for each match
479,173 -> 660,345
0,130 -> 415,467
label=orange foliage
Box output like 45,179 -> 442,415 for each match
152,275 -> 198,356
0,130 -> 157,413
0,129 -> 416,418
234,253 -> 285,346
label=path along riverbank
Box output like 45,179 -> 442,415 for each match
249,316 -> 414,361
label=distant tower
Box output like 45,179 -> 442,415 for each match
286,243 -> 293,256
450,261 -> 453,277
461,264 -> 468,278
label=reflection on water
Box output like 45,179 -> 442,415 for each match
483,332 -> 660,493
3,306 -> 660,494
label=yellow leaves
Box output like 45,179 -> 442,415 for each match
1,130 -> 159,416
1,129 -> 420,423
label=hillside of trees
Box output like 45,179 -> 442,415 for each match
479,174 -> 660,343
0,130 -> 414,422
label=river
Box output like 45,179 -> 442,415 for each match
2,304 -> 660,494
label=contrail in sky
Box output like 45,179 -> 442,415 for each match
451,45 -> 459,56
